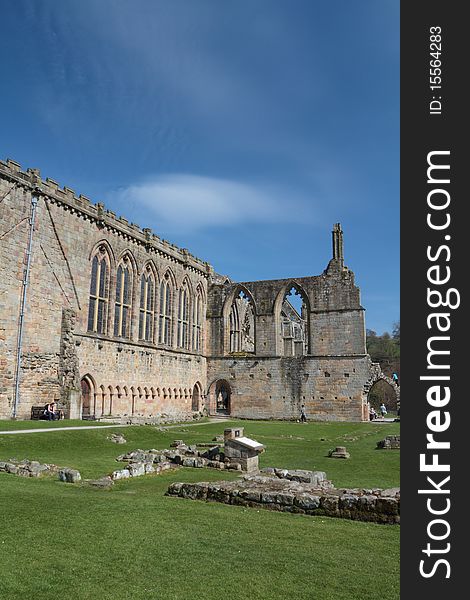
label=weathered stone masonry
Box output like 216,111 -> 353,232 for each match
0,158 -> 390,421
0,159 -> 210,420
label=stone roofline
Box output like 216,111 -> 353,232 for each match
215,267 -> 358,291
0,158 -> 215,278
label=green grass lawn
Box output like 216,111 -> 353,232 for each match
0,420 -> 399,600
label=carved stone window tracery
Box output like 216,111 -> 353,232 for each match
229,290 -> 255,353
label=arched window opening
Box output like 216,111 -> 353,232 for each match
139,266 -> 155,342
229,290 -> 255,353
281,287 -> 308,356
192,290 -> 203,352
177,282 -> 190,349
87,248 -> 109,334
114,258 -> 132,338
159,272 -> 173,346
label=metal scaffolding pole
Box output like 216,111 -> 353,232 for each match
12,192 -> 39,419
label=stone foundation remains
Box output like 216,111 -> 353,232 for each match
0,458 -> 81,482
377,435 -> 400,449
166,474 -> 400,525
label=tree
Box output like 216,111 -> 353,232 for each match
392,321 -> 400,347
366,329 -> 400,361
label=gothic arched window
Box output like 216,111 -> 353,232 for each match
114,258 -> 133,338
177,281 -> 190,349
281,285 -> 309,356
159,272 -> 173,346
139,266 -> 155,342
87,248 -> 110,334
192,289 -> 203,352
229,290 -> 255,353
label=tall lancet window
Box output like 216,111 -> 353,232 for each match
177,281 -> 190,349
139,266 -> 155,342
192,289 -> 203,352
159,272 -> 173,346
114,258 -> 132,338
87,247 -> 110,334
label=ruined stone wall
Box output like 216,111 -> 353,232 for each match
0,159 -> 209,419
205,258 -> 370,421
207,355 -> 370,421
1,159 -> 376,422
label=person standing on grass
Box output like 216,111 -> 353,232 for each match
380,403 -> 387,418
300,404 -> 307,423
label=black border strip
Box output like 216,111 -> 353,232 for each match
401,2 -> 466,596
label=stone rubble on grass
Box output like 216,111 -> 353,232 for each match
166,475 -> 400,525
111,460 -> 176,481
111,438 -> 253,481
108,433 -> 127,444
0,459 -> 84,484
59,468 -> 82,483
376,435 -> 400,449
0,459 -> 72,479
260,468 -> 333,488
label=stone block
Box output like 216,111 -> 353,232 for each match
59,468 -> 81,483
112,469 -> 131,480
128,463 -> 146,477
328,446 -> 350,459
166,482 -> 183,496
294,494 -> 321,510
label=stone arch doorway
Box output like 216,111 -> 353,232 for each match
80,375 -> 96,419
364,368 -> 400,419
192,382 -> 202,412
367,379 -> 398,412
208,379 -> 231,415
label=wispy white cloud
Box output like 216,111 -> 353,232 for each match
111,174 -> 315,233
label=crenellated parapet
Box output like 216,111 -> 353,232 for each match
0,158 -> 214,278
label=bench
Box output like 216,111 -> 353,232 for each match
31,406 -> 64,420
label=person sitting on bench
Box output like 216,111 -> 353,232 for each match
44,401 -> 58,421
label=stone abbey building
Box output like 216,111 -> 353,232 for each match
0,159 -> 398,422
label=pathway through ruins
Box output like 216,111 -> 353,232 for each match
0,416 -> 232,435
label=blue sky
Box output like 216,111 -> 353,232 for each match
0,0 -> 399,334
